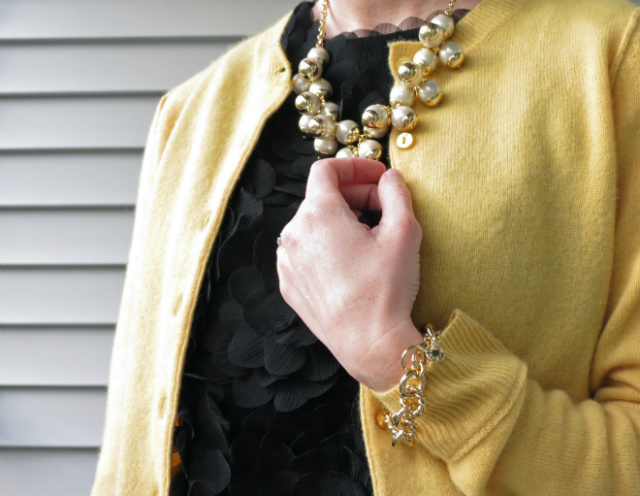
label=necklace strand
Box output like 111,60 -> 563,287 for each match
293,0 -> 464,161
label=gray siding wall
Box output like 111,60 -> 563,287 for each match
0,1 -> 296,494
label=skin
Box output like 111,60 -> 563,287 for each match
277,160 -> 423,392
315,0 -> 484,38
278,1 -> 484,392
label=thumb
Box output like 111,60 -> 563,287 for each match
377,169 -> 420,237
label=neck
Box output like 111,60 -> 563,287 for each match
314,0 -> 483,38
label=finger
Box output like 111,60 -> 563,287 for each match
339,183 -> 382,211
306,157 -> 386,199
377,169 -> 419,234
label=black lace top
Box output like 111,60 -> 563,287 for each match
170,3 -> 470,495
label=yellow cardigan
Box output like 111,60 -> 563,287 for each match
92,0 -> 640,494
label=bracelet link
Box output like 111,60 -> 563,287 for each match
382,323 -> 444,447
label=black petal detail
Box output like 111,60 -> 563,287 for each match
232,370 -> 275,408
274,321 -> 318,347
260,291 -> 298,332
293,472 -> 367,496
274,385 -> 310,413
300,344 -> 341,380
264,334 -> 307,376
227,324 -> 265,368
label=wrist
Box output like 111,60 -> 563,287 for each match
355,319 -> 423,392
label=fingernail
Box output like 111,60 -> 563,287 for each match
386,169 -> 402,179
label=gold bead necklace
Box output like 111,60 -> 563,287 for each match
292,0 -> 465,160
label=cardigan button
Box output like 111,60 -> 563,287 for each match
376,410 -> 389,430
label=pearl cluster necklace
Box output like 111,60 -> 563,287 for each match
292,0 -> 465,160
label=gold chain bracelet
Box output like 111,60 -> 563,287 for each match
380,324 -> 445,447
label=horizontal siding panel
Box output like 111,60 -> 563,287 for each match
1,209 -> 134,265
0,267 -> 124,325
0,151 -> 142,206
0,327 -> 114,386
0,0 -> 296,39
0,41 -> 228,94
0,448 -> 98,496
0,388 -> 105,447
0,96 -> 159,150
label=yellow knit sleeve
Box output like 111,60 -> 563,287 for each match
370,9 -> 640,495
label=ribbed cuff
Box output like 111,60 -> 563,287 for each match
371,309 -> 527,461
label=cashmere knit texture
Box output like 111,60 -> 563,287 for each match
91,0 -> 640,495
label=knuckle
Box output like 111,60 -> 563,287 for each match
397,215 -> 422,238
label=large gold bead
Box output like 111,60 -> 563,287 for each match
417,79 -> 443,107
308,47 -> 330,66
314,138 -> 338,156
299,57 -> 322,81
336,145 -> 357,158
358,139 -> 383,160
419,23 -> 445,48
336,119 -> 360,145
439,41 -> 465,69
292,73 -> 311,94
389,84 -> 415,107
363,126 -> 389,139
397,62 -> 423,88
413,48 -> 438,77
295,91 -> 322,115
391,106 -> 418,132
431,14 -> 455,40
361,104 -> 391,129
322,102 -> 340,122
298,114 -> 311,133
310,78 -> 333,100
307,115 -> 336,139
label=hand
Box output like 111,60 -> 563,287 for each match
276,158 -> 423,391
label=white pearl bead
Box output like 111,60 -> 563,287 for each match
362,104 -> 391,129
308,47 -> 330,65
298,114 -> 311,133
397,62 -> 423,88
308,114 -> 336,138
295,91 -> 322,115
389,84 -> 415,107
413,48 -> 438,76
314,138 -> 338,156
292,73 -> 311,94
419,23 -> 444,49
431,14 -> 455,40
322,102 -> 340,121
310,78 -> 333,100
299,57 -> 323,81
336,146 -> 356,158
439,41 -> 464,68
358,139 -> 383,160
364,126 -> 389,139
336,119 -> 360,145
417,79 -> 442,106
391,106 -> 418,132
